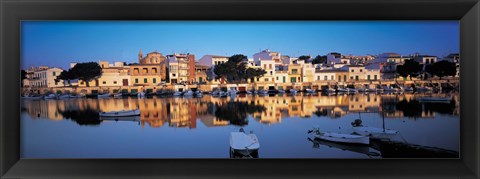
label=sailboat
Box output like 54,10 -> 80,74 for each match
351,112 -> 399,140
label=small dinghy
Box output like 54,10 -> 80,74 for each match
308,126 -> 369,145
230,128 -> 260,157
44,94 -> 57,100
97,93 -> 111,98
57,94 -> 70,99
22,95 -> 44,100
99,109 -> 140,117
351,119 -> 398,140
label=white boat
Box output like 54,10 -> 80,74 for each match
22,95 -> 44,100
305,89 -> 315,93
347,88 -> 358,93
246,90 -> 253,94
44,94 -> 57,99
57,94 -> 71,99
352,126 -> 399,140
113,93 -> 123,98
308,127 -> 369,145
69,93 -> 85,98
336,88 -> 348,93
278,90 -> 285,94
195,90 -> 203,97
417,96 -> 452,103
99,109 -> 140,117
229,128 -> 260,157
351,118 -> 398,140
404,86 -> 414,92
289,89 -> 298,94
137,91 -> 145,98
183,90 -> 194,96
258,90 -> 268,95
326,88 -> 336,93
357,88 -> 367,92
382,86 -> 398,93
173,91 -> 183,96
97,93 -> 111,98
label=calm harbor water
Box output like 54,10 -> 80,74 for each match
21,93 -> 459,158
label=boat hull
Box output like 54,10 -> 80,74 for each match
99,110 -> 140,117
315,132 -> 369,145
353,126 -> 398,140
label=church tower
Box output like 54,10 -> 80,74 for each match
138,49 -> 143,61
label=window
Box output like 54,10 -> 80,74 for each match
317,76 -> 320,80
292,69 -> 298,74
257,78 -> 260,82
276,77 -> 279,81
350,76 -> 354,80
113,81 -> 117,84
324,76 -> 327,80
331,75 -> 334,80
152,68 -> 157,74
103,81 -> 106,84
153,78 -> 156,83
367,75 -> 371,80
355,76 -> 359,81
269,64 -> 272,69
283,76 -> 286,83
291,77 -> 296,82
144,78 -> 147,83
53,72 -> 56,76
135,78 -> 138,83
360,69 -> 363,72
351,69 -> 354,72
265,78 -> 269,82
374,75 -> 378,80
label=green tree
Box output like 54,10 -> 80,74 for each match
214,54 -> 266,84
425,60 -> 457,79
298,55 -> 310,61
69,62 -> 102,87
55,70 -> 74,86
312,55 -> 327,64
397,59 -> 422,80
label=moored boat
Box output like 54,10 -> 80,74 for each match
99,109 -> 140,117
44,94 -> 57,100
230,128 -> 260,157
22,95 -> 44,100
97,93 -> 111,98
351,119 -> 399,140
113,93 -> 123,98
57,94 -> 71,99
308,126 -> 369,145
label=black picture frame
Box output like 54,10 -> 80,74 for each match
1,0 -> 479,178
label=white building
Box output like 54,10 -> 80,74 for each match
326,52 -> 351,66
253,49 -> 282,65
26,66 -> 64,88
197,55 -> 229,83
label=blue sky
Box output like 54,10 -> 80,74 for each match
21,21 -> 459,70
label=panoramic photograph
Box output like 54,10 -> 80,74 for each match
20,21 -> 459,159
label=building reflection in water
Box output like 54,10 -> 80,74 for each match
22,93 -> 460,128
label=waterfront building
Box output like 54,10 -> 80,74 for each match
326,52 -> 352,66
197,55 -> 229,84
253,49 -> 282,65
129,50 -> 168,87
25,66 -> 64,88
301,63 -> 316,83
80,61 -> 131,88
341,65 -> 366,81
194,64 -> 209,84
167,53 -> 195,84
364,63 -> 381,81
413,55 -> 437,65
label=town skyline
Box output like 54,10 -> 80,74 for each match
22,21 -> 459,70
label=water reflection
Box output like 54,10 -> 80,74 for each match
22,93 -> 460,127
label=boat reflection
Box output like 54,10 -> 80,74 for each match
308,138 -> 381,158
